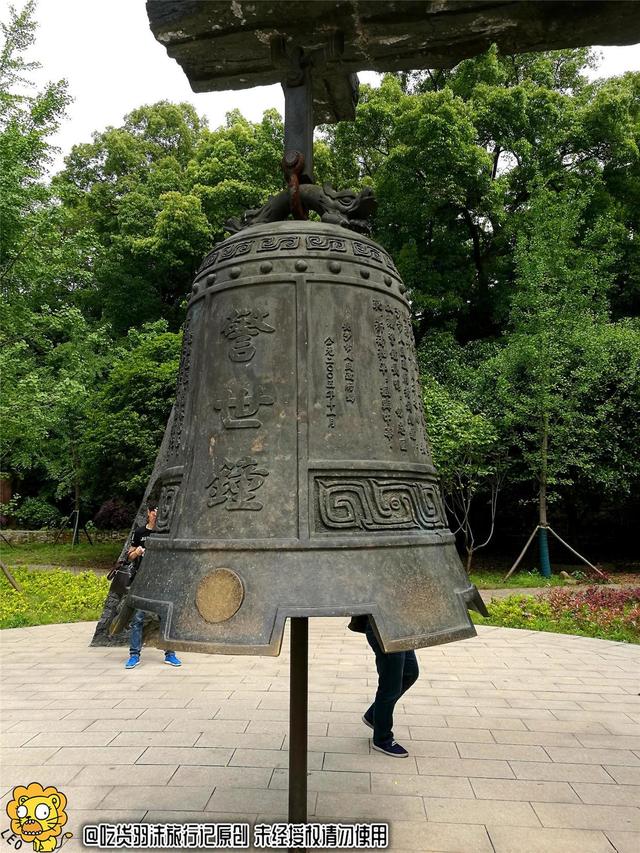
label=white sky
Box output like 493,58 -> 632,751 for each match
6,0 -> 640,174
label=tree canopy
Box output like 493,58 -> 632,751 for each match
1,1 -> 638,561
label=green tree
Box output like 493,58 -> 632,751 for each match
82,321 -> 181,502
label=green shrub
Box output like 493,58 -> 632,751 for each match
473,588 -> 640,644
0,567 -> 110,628
1,495 -> 63,529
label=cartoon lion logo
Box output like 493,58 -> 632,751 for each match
6,783 -> 72,851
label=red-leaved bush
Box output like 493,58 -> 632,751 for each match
544,586 -> 640,634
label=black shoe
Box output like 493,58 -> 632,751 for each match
372,740 -> 409,758
362,712 -> 374,731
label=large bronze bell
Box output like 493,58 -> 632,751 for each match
120,221 -> 486,654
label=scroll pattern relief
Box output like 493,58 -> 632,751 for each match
372,297 -> 429,456
315,476 -> 447,532
155,481 -> 181,533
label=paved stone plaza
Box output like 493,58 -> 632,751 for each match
1,619 -> 639,852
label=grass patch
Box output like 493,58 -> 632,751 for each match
0,541 -> 120,570
469,570 -> 566,589
0,567 -> 110,629
472,586 -> 640,644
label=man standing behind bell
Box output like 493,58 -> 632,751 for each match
124,503 -> 182,669
350,615 -> 419,757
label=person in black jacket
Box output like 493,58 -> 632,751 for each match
124,504 -> 181,669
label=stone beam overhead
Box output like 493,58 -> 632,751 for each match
146,1 -> 640,122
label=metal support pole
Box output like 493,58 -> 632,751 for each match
289,616 -> 308,842
282,64 -> 314,181
71,509 -> 81,547
547,526 -> 607,577
503,525 -> 539,580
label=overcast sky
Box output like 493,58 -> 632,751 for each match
10,0 -> 640,173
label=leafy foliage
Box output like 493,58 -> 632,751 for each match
474,587 -> 640,643
0,567 -> 109,628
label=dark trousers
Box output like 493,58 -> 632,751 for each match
365,621 -> 419,745
129,609 -> 174,658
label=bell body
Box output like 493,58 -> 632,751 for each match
128,221 -> 483,654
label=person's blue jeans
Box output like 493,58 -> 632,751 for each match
129,609 -> 174,658
365,620 -> 419,745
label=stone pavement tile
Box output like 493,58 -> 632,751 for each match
442,716 -> 526,731
20,731 -> 117,747
408,726 -> 493,743
138,708 -> 217,721
602,723 -> 640,736
523,719 -> 609,734
477,706 -> 554,719
470,777 -> 580,803
457,742 -> 550,761
230,749 -> 323,770
45,698 -> 120,709
44,746 -> 145,765
106,785 -> 213,811
0,731 -> 37,748
137,746 -> 232,765
84,718 -> 168,732
49,785 -> 114,810
545,746 -> 640,765
206,787 -> 316,816
572,782 -> 640,806
389,821 -> 493,852
371,773 -> 474,799
576,734 -> 640,750
487,826 -> 616,853
424,796 -> 541,827
72,765 -> 178,787
303,735 -> 370,754
323,753 -> 419,775
532,802 -> 640,831
315,791 -> 425,821
73,808 -> 146,822
327,722 -> 411,738
578,701 -> 640,714
197,731 -> 285,750
5,719 -> 94,733
510,761 -> 614,783
0,746 -> 59,764
604,831 -> 640,853
168,765 -> 272,789
401,740 -> 458,758
64,708 -> 144,720
1,709 -> 70,721
0,764 -> 83,796
109,731 -> 201,747
116,697 -> 192,709
167,718 -> 249,733
270,768 -> 370,793
247,719 -> 327,736
415,757 -> 515,779
143,810 -> 255,822
492,729 -> 582,747
602,765 -> 640,784
553,710 -> 637,725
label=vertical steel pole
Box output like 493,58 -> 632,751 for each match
289,616 -> 308,838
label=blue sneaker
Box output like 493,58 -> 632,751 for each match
362,711 -> 374,731
372,740 -> 408,758
164,652 -> 181,667
125,654 -> 140,669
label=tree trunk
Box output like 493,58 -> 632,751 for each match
538,411 -> 552,578
465,547 -> 474,574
